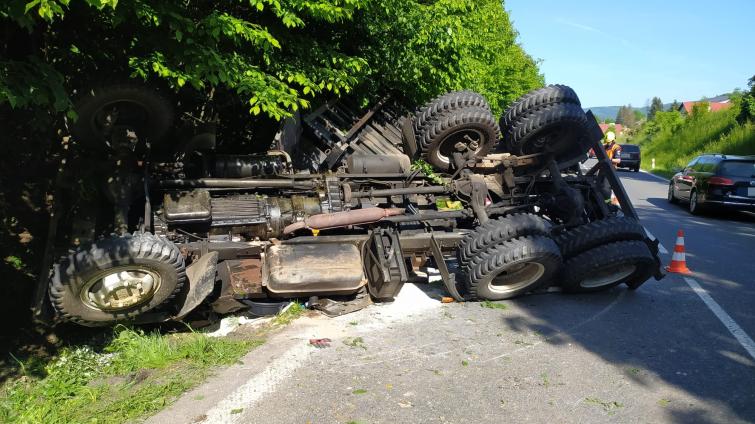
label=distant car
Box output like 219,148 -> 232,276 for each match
668,154 -> 755,214
617,144 -> 641,172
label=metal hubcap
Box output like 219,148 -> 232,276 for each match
437,129 -> 484,164
580,264 -> 636,288
668,184 -> 674,200
690,192 -> 697,212
82,266 -> 161,311
488,262 -> 546,294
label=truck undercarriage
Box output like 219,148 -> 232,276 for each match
32,85 -> 664,327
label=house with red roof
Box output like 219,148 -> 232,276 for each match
598,123 -> 623,135
677,100 -> 732,116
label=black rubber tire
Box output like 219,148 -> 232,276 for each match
457,213 -> 551,268
413,90 -> 491,149
49,232 -> 186,326
418,106 -> 500,171
689,189 -> 704,215
500,85 -> 581,131
561,240 -> 656,293
464,235 -> 562,300
72,84 -> 174,149
634,166 -> 640,172
667,183 -> 678,204
503,102 -> 591,165
555,217 -> 646,259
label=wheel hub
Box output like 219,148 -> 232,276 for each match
580,264 -> 636,288
83,267 -> 161,311
488,262 -> 546,294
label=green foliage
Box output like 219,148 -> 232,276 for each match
736,75 -> 755,124
1,0 -> 540,123
633,98 -> 754,178
668,99 -> 681,112
411,159 -> 445,185
615,104 -> 639,128
271,302 -> 305,326
354,0 -> 543,114
648,96 -> 663,120
0,327 -> 257,423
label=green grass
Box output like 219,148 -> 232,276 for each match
0,326 -> 260,424
271,302 -> 305,326
480,300 -> 507,310
633,107 -> 755,177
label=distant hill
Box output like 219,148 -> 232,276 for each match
586,93 -> 731,122
584,106 -> 654,122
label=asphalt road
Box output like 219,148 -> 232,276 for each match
149,168 -> 755,424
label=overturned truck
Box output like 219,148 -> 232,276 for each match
31,85 -> 664,326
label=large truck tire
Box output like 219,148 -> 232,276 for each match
72,84 -> 174,150
500,85 -> 580,130
413,90 -> 491,147
417,106 -> 500,171
561,240 -> 656,293
555,217 -> 646,259
502,102 -> 590,167
464,235 -> 562,300
457,213 -> 551,268
49,232 -> 186,326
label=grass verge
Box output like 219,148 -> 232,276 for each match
0,326 -> 262,423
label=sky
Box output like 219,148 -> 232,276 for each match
505,0 -> 755,108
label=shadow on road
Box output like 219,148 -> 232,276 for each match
502,286 -> 755,423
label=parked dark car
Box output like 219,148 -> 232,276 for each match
668,154 -> 755,214
618,144 -> 641,172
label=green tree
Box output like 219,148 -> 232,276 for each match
668,99 -> 681,112
1,0 -> 542,124
648,96 -> 663,120
736,75 -> 755,123
616,104 -> 637,128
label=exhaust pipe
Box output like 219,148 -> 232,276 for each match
283,208 -> 404,235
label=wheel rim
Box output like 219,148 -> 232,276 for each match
435,128 -> 485,164
487,262 -> 546,294
81,265 -> 162,311
668,184 -> 674,201
579,264 -> 636,288
690,191 -> 697,212
89,99 -> 150,143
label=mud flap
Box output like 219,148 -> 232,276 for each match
172,251 -> 218,320
364,228 -> 408,300
430,233 -> 465,302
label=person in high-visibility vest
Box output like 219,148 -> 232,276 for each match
601,131 -> 622,206
603,131 -> 622,166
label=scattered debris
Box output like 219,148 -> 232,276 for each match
309,338 -> 332,348
585,397 -> 624,415
352,389 -> 368,395
343,337 -> 367,350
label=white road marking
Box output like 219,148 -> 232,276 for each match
199,283 -> 442,423
683,277 -> 755,361
640,169 -> 670,183
643,227 -> 669,255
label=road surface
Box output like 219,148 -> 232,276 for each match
148,169 -> 755,424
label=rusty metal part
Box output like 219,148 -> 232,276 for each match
350,186 -> 447,198
172,252 -> 218,320
282,207 -> 404,234
227,259 -> 264,298
157,178 -> 317,189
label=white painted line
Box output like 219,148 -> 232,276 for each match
640,169 -> 670,183
643,227 -> 669,255
683,277 -> 755,361
199,283 -> 442,423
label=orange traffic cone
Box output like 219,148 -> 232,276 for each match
665,230 -> 691,274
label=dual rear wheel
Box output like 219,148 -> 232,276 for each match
458,216 -> 656,300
